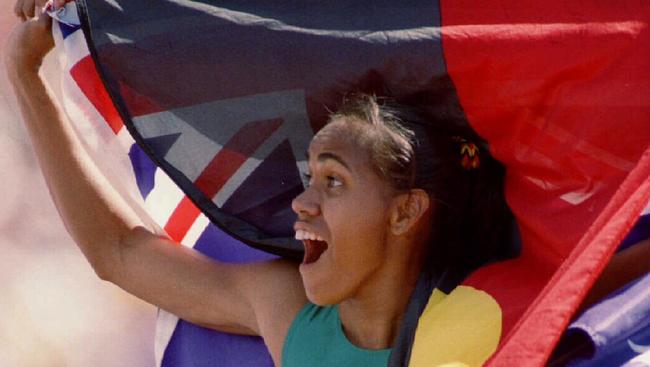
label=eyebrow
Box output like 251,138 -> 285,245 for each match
305,151 -> 351,171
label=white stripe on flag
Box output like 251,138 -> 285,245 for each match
56,23 -> 88,68
145,169 -> 187,228
117,127 -> 135,149
182,213 -> 210,248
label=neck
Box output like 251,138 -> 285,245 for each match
338,237 -> 424,350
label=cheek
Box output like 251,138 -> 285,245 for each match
324,200 -> 389,283
327,197 -> 389,255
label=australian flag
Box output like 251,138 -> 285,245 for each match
50,0 -> 650,366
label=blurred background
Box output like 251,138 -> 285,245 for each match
0,3 -> 157,366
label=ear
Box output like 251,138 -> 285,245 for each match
389,189 -> 430,236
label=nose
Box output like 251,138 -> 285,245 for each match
291,187 -> 320,218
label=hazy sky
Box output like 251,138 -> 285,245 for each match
0,3 -> 156,366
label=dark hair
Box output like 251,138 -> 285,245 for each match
330,94 -> 515,272
329,94 -> 417,191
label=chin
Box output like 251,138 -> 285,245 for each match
302,277 -> 345,306
306,290 -> 340,307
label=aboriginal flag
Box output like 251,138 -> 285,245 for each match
52,1 -> 650,366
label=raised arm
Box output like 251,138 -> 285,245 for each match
4,4 -> 306,361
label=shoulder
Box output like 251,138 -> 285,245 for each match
241,259 -> 308,366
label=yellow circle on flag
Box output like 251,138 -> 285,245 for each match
408,286 -> 502,367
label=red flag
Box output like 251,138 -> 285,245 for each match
441,1 -> 650,364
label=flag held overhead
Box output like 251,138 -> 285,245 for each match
52,0 -> 650,365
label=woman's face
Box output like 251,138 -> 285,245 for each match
292,120 -> 397,305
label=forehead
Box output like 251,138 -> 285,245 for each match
308,120 -> 396,195
308,120 -> 366,158
308,120 -> 372,171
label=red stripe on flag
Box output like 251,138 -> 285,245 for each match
163,118 -> 283,242
195,118 -> 283,197
70,56 -> 124,134
164,196 -> 201,243
118,81 -> 165,117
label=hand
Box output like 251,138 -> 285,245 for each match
5,0 -> 56,75
13,0 -> 67,21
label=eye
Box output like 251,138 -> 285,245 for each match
327,175 -> 343,188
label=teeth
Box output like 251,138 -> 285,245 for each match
295,229 -> 323,242
295,230 -> 304,240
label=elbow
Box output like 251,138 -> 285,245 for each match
75,226 -> 158,283
60,219 -> 125,283
72,233 -> 124,283
91,257 -> 115,282
84,247 -> 119,282
96,226 -> 160,282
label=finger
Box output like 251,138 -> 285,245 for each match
21,0 -> 35,19
14,0 -> 28,21
13,0 -> 23,17
34,0 -> 44,17
34,3 -> 53,29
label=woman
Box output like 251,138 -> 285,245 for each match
5,3 -> 515,366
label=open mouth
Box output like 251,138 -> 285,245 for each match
303,239 -> 328,265
295,229 -> 329,265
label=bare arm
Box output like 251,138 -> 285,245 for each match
4,4 -> 306,361
580,237 -> 650,311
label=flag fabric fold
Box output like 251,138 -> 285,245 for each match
564,273 -> 650,367
50,1 -> 650,366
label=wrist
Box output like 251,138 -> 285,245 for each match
4,19 -> 54,83
4,50 -> 43,85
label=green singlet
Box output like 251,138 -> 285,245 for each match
282,302 -> 392,367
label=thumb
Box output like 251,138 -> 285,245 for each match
34,1 -> 53,29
